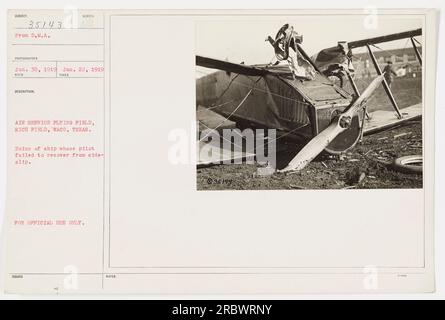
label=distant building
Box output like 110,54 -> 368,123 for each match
353,47 -> 422,79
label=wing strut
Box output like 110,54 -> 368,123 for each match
366,44 -> 403,119
345,71 -> 370,120
410,37 -> 422,65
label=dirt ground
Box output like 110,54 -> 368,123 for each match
197,119 -> 422,190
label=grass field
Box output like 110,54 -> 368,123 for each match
345,76 -> 422,112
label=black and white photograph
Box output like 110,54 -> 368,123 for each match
196,17 -> 423,190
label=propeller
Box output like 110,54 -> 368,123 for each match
279,74 -> 385,173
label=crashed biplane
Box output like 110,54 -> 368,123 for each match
196,25 -> 422,172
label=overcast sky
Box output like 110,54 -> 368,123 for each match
196,15 -> 423,66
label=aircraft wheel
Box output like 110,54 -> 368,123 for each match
327,74 -> 344,88
392,155 -> 423,174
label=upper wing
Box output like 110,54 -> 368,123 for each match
313,28 -> 422,70
347,28 -> 422,49
196,55 -> 268,76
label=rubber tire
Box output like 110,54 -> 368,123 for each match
392,155 -> 423,175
